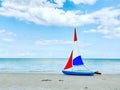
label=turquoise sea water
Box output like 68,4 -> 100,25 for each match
0,58 -> 120,74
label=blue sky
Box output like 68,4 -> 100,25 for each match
0,0 -> 120,58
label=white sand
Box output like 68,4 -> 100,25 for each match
0,73 -> 120,90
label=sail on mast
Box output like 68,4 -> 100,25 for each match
64,51 -> 73,70
74,28 -> 77,41
64,28 -> 84,70
73,28 -> 84,66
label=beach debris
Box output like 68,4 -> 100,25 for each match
41,79 -> 52,81
84,86 -> 88,89
59,79 -> 64,82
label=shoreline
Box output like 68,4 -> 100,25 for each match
0,72 -> 120,90
0,71 -> 120,74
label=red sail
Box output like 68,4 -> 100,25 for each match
64,51 -> 73,70
74,28 -> 77,41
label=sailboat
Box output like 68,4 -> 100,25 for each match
62,28 -> 95,76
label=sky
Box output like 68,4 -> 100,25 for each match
0,0 -> 120,58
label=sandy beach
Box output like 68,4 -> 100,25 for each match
0,73 -> 119,90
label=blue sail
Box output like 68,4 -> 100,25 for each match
73,56 -> 84,65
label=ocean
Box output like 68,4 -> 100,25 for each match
0,58 -> 120,74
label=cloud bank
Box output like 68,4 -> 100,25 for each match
85,7 -> 120,39
0,0 -> 95,26
0,0 -> 120,39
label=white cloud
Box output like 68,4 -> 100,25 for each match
35,40 -> 73,45
84,7 -> 120,39
0,50 -> 36,57
54,0 -> 66,7
0,0 -> 120,39
35,39 -> 92,48
18,52 -> 36,57
0,29 -> 16,42
1,38 -> 14,42
0,0 -> 95,26
70,0 -> 97,5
